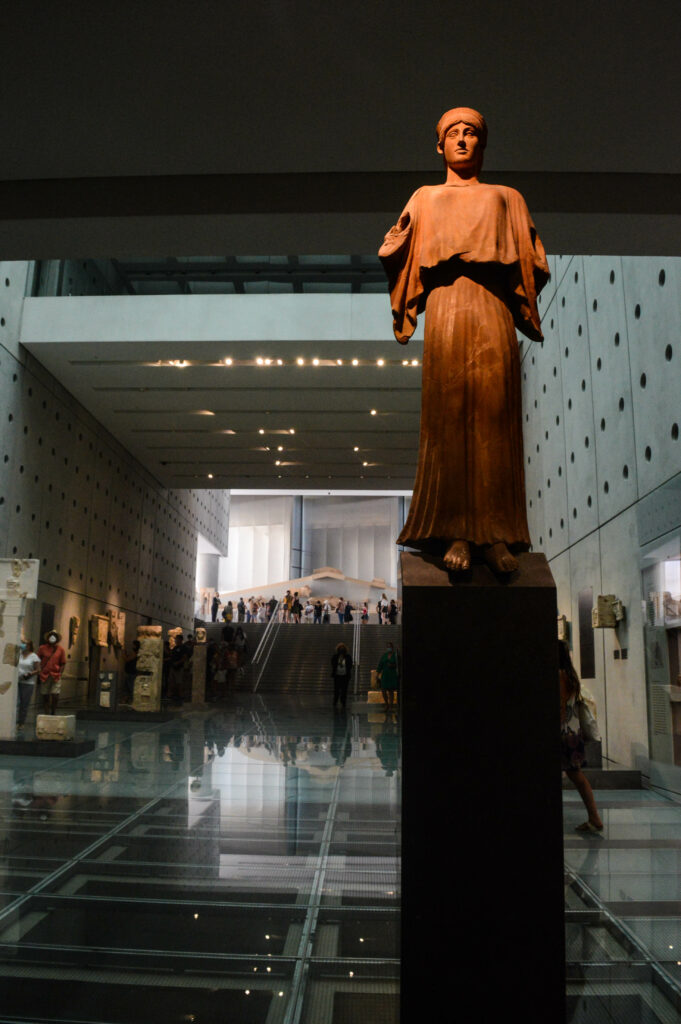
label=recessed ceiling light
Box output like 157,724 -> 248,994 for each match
370,409 -> 377,416
277,358 -> 283,365
256,357 -> 264,365
352,358 -> 359,366
289,428 -> 295,434
259,429 -> 265,434
402,359 -> 409,366
195,410 -> 215,416
337,358 -> 343,365
412,359 -> 419,366
353,446 -> 359,452
312,358 -> 319,366
264,358 -> 272,365
224,357 -> 233,365
363,461 -> 368,466
275,460 -> 281,466
377,358 -> 385,366
277,445 -> 283,451
297,357 -> 304,365
207,473 -> 214,479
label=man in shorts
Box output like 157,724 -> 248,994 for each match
38,630 -> 66,715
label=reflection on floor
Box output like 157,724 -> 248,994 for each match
4,695 -> 681,1021
0,695 -> 400,1024
564,788 -> 681,1022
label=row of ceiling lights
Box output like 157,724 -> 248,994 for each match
160,357 -> 419,368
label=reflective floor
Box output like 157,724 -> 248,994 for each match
564,788 -> 681,1022
0,697 -> 400,1023
4,698 -> 681,1021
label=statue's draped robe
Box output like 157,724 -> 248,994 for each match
379,183 -> 549,551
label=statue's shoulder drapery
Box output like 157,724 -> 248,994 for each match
378,183 -> 550,344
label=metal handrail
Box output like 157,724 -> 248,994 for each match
252,600 -> 280,664
251,600 -> 281,692
352,616 -> 361,698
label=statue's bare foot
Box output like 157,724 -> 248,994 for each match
484,542 -> 518,574
443,539 -> 471,571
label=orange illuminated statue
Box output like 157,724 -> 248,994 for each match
379,107 -> 549,573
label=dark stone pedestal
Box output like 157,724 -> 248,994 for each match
400,551 -> 565,1022
0,738 -> 95,757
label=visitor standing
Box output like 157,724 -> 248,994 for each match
331,642 -> 353,709
211,593 -> 221,622
376,641 -> 400,712
17,640 -> 40,730
38,630 -> 66,715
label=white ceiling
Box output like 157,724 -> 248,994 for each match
21,294 -> 425,491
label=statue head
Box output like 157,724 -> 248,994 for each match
436,107 -> 487,176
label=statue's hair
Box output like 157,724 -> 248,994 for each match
436,107 -> 488,149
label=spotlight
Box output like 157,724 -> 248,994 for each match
370,409 -> 377,416
224,357 -> 233,365
297,357 -> 304,365
352,358 -> 359,366
377,358 -> 385,366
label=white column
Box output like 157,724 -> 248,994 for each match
0,560 -> 39,741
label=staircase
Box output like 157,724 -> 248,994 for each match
252,622 -> 402,697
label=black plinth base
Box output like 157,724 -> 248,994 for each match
0,738 -> 96,757
75,709 -> 176,722
400,551 -> 565,1022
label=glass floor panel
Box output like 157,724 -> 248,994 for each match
7,702 -> 681,1020
0,697 -> 401,1023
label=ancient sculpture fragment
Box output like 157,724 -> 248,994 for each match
380,107 -> 549,573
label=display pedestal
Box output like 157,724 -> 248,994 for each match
400,551 -> 565,1022
191,644 -> 207,705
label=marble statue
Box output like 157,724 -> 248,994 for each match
380,107 -> 549,573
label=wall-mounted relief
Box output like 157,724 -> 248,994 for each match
69,615 -> 80,648
90,614 -> 109,647
108,610 -> 125,648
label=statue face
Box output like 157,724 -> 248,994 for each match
438,122 -> 481,171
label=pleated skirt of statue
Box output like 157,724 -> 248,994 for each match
398,269 -> 531,550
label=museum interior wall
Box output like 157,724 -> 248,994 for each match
0,260 -> 230,701
522,254 -> 681,771
216,493 -> 403,594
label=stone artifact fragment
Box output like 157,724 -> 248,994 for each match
36,713 -> 76,741
69,615 -> 80,648
133,625 -> 163,712
380,107 -> 549,573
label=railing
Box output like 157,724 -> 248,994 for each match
251,600 -> 281,693
352,616 -> 361,698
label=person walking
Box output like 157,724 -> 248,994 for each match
331,642 -> 353,709
559,640 -> 603,833
211,593 -> 221,622
376,640 -> 400,711
337,598 -> 345,625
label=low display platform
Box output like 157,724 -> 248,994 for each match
0,738 -> 96,757
75,709 -> 177,722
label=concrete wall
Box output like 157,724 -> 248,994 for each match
522,255 -> 681,769
0,261 -> 230,701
